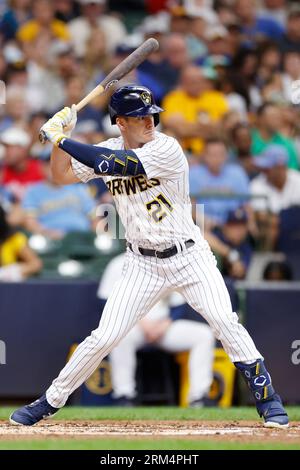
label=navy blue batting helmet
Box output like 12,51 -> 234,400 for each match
109,85 -> 163,126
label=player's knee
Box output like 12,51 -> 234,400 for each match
89,329 -> 121,352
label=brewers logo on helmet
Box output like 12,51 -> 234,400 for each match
109,84 -> 163,126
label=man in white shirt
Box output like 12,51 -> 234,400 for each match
251,144 -> 300,214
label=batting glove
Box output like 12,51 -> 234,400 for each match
40,105 -> 78,146
40,118 -> 66,147
55,105 -> 77,137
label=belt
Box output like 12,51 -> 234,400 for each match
127,239 -> 195,259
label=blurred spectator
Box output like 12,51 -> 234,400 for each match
230,46 -> 261,110
230,122 -> 258,179
84,27 -> 110,87
0,51 -> 7,80
0,127 -> 44,202
256,41 -> 281,88
184,7 -> 210,61
204,23 -> 231,58
138,33 -> 191,104
17,0 -> 70,45
218,71 -> 248,117
0,0 -> 32,42
251,102 -> 299,170
162,64 -> 228,156
189,136 -> 250,227
54,0 -> 80,23
168,3 -> 191,35
205,207 -> 253,280
0,204 -> 42,281
263,259 -> 293,281
277,104 -> 300,157
98,252 -> 215,406
161,33 -> 190,83
68,0 -> 126,58
222,16 -> 244,59
251,144 -> 300,214
64,75 -> 105,143
251,144 -> 300,248
282,50 -> 300,103
258,0 -> 287,28
22,152 -> 98,240
260,73 -> 286,106
277,3 -> 300,53
28,42 -> 81,114
234,0 -> 283,45
0,85 -> 30,132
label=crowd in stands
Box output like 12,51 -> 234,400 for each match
1,0 -> 300,282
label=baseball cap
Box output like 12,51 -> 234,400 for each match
226,207 -> 248,224
254,145 -> 289,169
185,6 -> 218,24
139,14 -> 170,35
204,24 -> 228,41
0,127 -> 31,147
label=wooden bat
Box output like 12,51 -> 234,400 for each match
39,37 -> 159,144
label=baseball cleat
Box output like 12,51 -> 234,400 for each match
257,393 -> 289,429
9,394 -> 59,426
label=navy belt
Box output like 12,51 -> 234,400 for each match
127,239 -> 195,259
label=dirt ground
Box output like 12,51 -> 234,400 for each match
0,420 -> 300,444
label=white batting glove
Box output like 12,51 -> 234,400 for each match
40,118 -> 66,147
40,105 -> 78,146
54,104 -> 77,137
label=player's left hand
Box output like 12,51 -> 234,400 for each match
63,105 -> 77,137
54,105 -> 77,137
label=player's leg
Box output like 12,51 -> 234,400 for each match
179,246 -> 288,427
109,324 -> 145,403
157,320 -> 215,404
10,253 -> 168,425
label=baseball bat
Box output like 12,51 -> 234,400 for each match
39,37 -> 159,144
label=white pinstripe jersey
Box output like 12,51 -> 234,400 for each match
71,131 -> 205,249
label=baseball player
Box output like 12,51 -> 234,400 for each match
10,85 -> 288,427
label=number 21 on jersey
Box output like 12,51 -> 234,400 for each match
146,193 -> 173,223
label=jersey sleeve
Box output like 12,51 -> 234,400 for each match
71,157 -> 101,183
71,137 -> 122,183
133,134 -> 186,180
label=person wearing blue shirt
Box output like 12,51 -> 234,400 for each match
205,207 -> 253,280
189,137 -> 250,227
234,0 -> 284,46
22,152 -> 97,239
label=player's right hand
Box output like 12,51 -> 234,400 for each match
39,118 -> 66,147
39,105 -> 78,146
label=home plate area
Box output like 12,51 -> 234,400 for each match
1,421 -> 300,443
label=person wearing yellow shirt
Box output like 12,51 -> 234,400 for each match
162,64 -> 229,156
0,205 -> 42,282
17,0 -> 70,44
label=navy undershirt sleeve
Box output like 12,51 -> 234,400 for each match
59,138 -> 146,176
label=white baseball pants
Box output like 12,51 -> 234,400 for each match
47,245 -> 261,408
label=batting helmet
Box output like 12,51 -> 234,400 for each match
109,85 -> 163,127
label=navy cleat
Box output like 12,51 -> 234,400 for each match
257,393 -> 289,428
9,394 -> 59,426
235,359 -> 289,429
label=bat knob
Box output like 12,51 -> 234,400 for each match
39,129 -> 48,145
